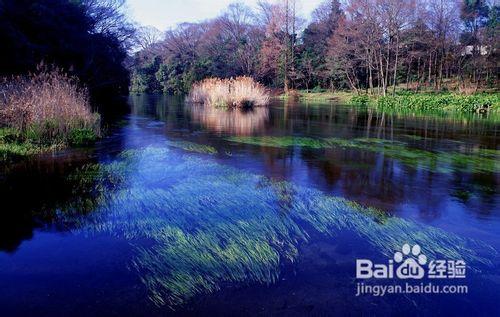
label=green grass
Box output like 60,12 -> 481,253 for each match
165,140 -> 217,155
68,128 -> 99,146
278,91 -> 500,116
278,90 -> 355,103
0,125 -> 98,161
375,93 -> 500,113
0,128 -> 54,160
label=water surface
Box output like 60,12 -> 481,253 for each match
1,95 -> 499,316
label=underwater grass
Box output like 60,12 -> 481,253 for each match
52,146 -> 497,308
165,140 -> 217,155
226,136 -> 499,174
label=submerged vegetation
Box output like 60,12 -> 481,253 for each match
51,146 -> 495,308
165,140 -> 218,155
187,77 -> 270,108
226,136 -> 499,174
0,69 -> 100,159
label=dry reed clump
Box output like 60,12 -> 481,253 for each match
0,69 -> 100,145
188,77 -> 270,108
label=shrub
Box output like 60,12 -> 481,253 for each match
68,128 -> 99,146
311,86 -> 325,93
187,77 -> 270,108
0,68 -> 100,147
350,94 -> 370,106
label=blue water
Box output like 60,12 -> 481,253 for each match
0,95 -> 499,316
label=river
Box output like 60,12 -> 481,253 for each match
0,95 -> 499,316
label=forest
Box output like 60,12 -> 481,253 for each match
131,0 -> 499,96
0,0 -> 134,99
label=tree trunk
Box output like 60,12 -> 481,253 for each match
428,52 -> 432,86
392,34 -> 399,95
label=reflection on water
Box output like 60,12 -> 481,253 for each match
189,104 -> 269,135
0,94 -> 499,316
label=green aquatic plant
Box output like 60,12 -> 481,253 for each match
0,127 -> 68,160
165,140 -> 217,154
350,94 -> 370,106
226,136 -> 499,174
54,146 -> 496,308
376,93 -> 500,113
402,134 -> 424,141
68,128 -> 98,146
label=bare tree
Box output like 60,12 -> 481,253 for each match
135,26 -> 163,51
82,0 -> 136,49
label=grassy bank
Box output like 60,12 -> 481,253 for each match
278,90 -> 354,103
0,69 -> 100,160
375,93 -> 499,113
278,90 -> 500,114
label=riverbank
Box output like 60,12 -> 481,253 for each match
278,90 -> 354,103
279,90 -> 500,114
0,127 -> 98,160
0,70 -> 100,161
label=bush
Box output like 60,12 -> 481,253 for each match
0,68 -> 100,147
350,95 -> 370,106
187,77 -> 270,108
68,128 -> 98,146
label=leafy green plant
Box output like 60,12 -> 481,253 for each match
376,93 -> 500,113
350,94 -> 370,106
68,128 -> 98,146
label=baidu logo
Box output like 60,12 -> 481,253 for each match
394,244 -> 427,279
356,243 -> 466,280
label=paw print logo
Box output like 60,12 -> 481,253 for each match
394,244 -> 427,279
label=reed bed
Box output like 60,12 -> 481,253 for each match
0,69 -> 100,147
188,77 -> 270,108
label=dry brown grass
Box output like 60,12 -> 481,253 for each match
0,68 -> 99,144
188,77 -> 270,108
458,82 -> 479,95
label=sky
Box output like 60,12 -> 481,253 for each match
126,0 -> 325,31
